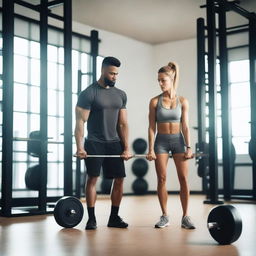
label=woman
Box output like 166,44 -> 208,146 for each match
146,62 -> 195,229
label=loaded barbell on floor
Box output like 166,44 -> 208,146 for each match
54,197 -> 243,245
54,196 -> 84,228
207,205 -> 242,245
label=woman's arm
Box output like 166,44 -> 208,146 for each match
180,97 -> 193,158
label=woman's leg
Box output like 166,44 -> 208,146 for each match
172,153 -> 189,217
155,154 -> 170,215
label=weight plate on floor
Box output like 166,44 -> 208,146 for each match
207,205 -> 242,245
54,196 -> 84,228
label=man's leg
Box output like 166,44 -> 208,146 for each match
84,140 -> 104,230
111,177 -> 124,206
104,142 -> 128,228
85,175 -> 98,230
109,178 -> 123,217
107,177 -> 128,228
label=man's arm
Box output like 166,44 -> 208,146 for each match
117,108 -> 132,160
74,106 -> 90,158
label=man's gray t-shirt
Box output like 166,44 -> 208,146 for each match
77,82 -> 127,142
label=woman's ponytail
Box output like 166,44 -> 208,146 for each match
158,61 -> 179,90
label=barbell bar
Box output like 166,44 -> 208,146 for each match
14,136 -> 208,160
74,153 -> 208,159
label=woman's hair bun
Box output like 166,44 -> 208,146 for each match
168,62 -> 176,69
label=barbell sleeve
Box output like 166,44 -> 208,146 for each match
208,222 -> 221,230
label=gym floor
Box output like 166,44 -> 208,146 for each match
0,195 -> 255,256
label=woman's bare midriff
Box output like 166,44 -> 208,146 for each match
157,122 -> 181,134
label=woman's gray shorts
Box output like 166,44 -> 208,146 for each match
154,133 -> 186,154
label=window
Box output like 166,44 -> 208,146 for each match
204,58 -> 250,158
229,60 -> 250,155
0,16 -> 94,192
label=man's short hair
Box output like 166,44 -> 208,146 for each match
102,56 -> 121,68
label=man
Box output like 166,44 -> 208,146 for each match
75,56 -> 131,230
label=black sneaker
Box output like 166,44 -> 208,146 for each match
85,219 -> 97,230
107,215 -> 128,228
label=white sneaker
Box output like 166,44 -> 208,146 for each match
181,216 -> 196,229
155,215 -> 170,228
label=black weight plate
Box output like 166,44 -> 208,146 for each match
249,139 -> 256,161
132,159 -> 148,177
54,196 -> 84,228
207,205 -> 242,245
25,165 -> 41,190
27,130 -> 41,157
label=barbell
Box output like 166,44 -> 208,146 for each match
73,153 -> 208,159
14,133 -> 209,161
54,196 -> 84,228
207,205 -> 242,245
54,197 -> 243,245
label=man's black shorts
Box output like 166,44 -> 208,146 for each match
84,140 -> 126,179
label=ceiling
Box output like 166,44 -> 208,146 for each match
28,0 -> 256,44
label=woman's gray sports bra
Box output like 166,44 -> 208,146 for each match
156,94 -> 182,123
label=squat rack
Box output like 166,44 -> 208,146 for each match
0,0 -> 99,216
197,0 -> 256,203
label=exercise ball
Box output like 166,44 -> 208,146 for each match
132,159 -> 148,177
132,178 -> 148,195
132,138 -> 147,154
25,165 -> 41,190
101,178 -> 113,194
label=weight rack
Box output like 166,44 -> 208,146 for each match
197,0 -> 256,202
0,0 -> 99,216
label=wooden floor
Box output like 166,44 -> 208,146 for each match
0,195 -> 255,256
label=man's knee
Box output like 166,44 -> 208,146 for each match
86,176 -> 98,186
113,177 -> 124,187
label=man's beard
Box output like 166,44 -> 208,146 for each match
104,77 -> 116,87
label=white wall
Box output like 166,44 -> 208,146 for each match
73,22 -> 256,194
78,26 -> 255,196
72,21 -> 204,193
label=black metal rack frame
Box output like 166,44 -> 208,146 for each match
197,0 -> 256,203
0,0 -> 99,216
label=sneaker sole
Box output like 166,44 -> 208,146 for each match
155,223 -> 170,228
85,226 -> 97,230
181,224 -> 195,229
107,225 -> 128,228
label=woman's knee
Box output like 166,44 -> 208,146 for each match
158,175 -> 167,185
